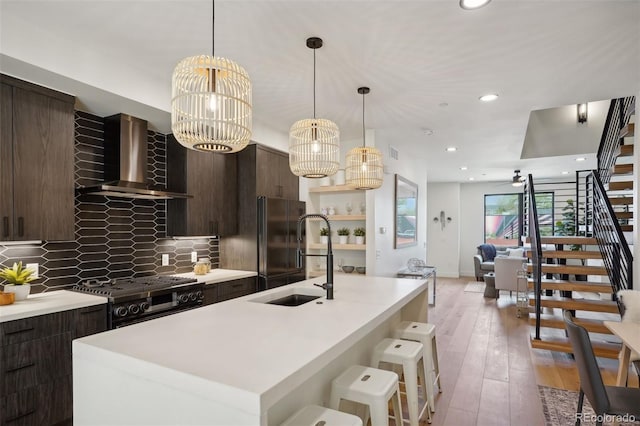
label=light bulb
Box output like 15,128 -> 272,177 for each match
312,140 -> 320,153
361,162 -> 368,172
208,93 -> 218,112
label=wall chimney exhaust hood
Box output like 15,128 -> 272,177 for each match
76,114 -> 191,200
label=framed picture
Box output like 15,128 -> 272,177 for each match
394,174 -> 418,248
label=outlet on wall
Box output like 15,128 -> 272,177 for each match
161,254 -> 169,266
26,263 -> 39,279
191,251 -> 198,262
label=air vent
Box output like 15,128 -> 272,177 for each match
389,145 -> 399,160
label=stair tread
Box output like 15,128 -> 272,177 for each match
527,278 -> 613,293
530,335 -> 621,358
609,196 -> 633,205
608,181 -> 634,191
620,123 -> 635,138
612,163 -> 633,175
527,250 -> 601,260
528,263 -> 608,275
529,295 -> 619,313
614,211 -> 633,219
620,225 -> 633,232
537,236 -> 597,245
528,313 -> 614,334
618,144 -> 634,156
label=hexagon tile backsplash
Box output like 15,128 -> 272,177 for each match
0,111 -> 219,294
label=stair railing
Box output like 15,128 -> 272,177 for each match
597,96 -> 635,185
525,174 -> 543,340
590,171 -> 633,299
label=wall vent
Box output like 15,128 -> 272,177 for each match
388,145 -> 399,160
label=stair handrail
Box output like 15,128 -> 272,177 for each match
597,96 -> 635,185
590,171 -> 633,297
526,174 -> 543,340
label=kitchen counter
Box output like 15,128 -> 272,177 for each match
172,268 -> 257,285
0,290 -> 106,323
73,275 -> 428,425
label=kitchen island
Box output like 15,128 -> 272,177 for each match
73,275 -> 428,425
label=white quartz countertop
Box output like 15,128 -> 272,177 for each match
172,268 -> 256,285
74,275 -> 427,416
0,290 -> 106,323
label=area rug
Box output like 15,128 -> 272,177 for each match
464,281 -> 485,293
538,385 -> 640,425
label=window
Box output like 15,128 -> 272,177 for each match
535,192 -> 554,236
484,194 -> 522,246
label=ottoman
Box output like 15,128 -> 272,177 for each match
483,273 -> 498,298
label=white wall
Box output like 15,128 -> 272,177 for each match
426,183 -> 460,278
459,182 -> 524,277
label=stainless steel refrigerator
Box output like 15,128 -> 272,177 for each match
257,197 -> 306,291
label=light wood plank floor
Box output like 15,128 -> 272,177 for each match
411,276 -> 638,426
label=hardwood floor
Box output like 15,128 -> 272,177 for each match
412,276 -> 638,426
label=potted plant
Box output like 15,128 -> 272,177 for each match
555,199 -> 586,280
337,227 -> 350,244
0,261 -> 36,301
353,227 -> 366,244
320,227 -> 330,244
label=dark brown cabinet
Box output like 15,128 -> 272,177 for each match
0,75 -> 75,242
201,277 -> 257,306
166,135 -> 238,237
221,144 -> 299,270
0,304 -> 107,426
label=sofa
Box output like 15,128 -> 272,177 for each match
494,255 -> 528,294
473,244 -> 520,281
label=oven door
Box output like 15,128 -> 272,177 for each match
112,303 -> 202,329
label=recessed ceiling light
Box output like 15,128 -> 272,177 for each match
479,93 -> 499,102
422,128 -> 434,136
575,157 -> 586,162
460,0 -> 491,10
439,102 -> 449,108
561,171 -> 570,175
460,166 -> 468,170
469,177 -> 475,181
446,147 -> 457,152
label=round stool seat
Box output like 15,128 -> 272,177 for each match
280,405 -> 362,426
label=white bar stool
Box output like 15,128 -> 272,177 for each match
393,321 -> 442,412
371,338 -> 431,426
330,365 -> 404,426
280,404 -> 362,426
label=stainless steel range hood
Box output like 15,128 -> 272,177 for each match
76,114 -> 191,200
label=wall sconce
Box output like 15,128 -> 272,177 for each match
433,210 -> 452,230
577,103 -> 588,124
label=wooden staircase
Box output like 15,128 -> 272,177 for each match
527,236 -> 622,359
608,115 -> 635,234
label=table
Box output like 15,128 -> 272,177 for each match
483,273 -> 497,298
603,321 -> 640,386
397,266 -> 436,305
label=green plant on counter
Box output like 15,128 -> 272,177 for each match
320,227 -> 330,236
353,227 -> 366,237
0,262 -> 36,285
337,227 -> 350,236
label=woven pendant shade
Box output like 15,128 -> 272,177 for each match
172,55 -> 252,153
345,86 -> 383,190
345,146 -> 383,190
289,37 -> 340,178
289,118 -> 340,178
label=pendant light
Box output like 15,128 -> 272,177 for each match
289,37 -> 340,178
171,0 -> 252,153
345,87 -> 383,190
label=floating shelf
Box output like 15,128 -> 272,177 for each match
307,215 -> 366,221
309,184 -> 360,193
308,243 -> 366,251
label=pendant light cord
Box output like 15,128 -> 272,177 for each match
212,0 -> 215,57
362,91 -> 366,147
313,48 -> 316,119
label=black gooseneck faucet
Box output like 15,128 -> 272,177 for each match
296,214 -> 333,300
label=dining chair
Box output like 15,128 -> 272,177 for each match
563,311 -> 640,426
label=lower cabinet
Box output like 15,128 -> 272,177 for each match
202,277 -> 257,306
0,304 -> 107,426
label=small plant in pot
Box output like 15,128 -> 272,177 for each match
320,227 -> 330,244
353,227 -> 366,244
0,262 -> 36,301
337,227 -> 350,244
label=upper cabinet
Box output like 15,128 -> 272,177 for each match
254,144 -> 299,199
166,135 -> 238,237
0,75 -> 75,242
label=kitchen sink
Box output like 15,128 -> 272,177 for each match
267,294 -> 321,307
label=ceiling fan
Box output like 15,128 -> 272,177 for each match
511,170 -> 525,187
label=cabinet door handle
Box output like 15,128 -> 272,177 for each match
6,409 -> 37,424
17,216 -> 24,237
2,216 -> 8,238
6,326 -> 35,336
6,362 -> 36,374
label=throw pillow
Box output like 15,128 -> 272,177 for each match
477,244 -> 497,262
618,290 -> 640,323
507,248 -> 525,258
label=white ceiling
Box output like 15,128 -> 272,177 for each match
1,0 -> 639,183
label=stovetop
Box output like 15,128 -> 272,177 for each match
71,275 -> 198,299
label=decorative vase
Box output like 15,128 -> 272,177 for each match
335,169 -> 346,185
4,284 -> 31,301
339,236 -> 348,244
355,236 -> 365,245
320,236 -> 329,244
